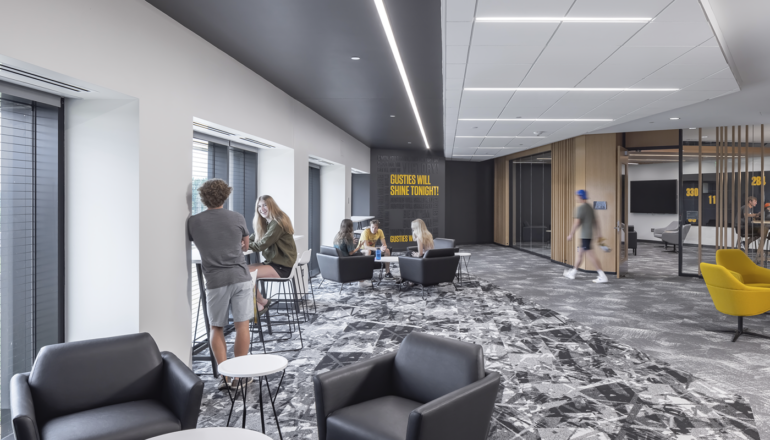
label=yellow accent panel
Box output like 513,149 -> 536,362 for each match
716,249 -> 770,285
700,262 -> 770,317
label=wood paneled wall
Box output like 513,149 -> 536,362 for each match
582,134 -> 619,271
551,139 -> 575,266
625,129 -> 679,149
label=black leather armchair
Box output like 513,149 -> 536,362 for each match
314,332 -> 500,440
406,237 -> 456,254
317,245 -> 377,292
399,248 -> 461,298
11,333 -> 203,440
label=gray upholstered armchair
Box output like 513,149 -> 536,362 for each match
662,224 -> 691,253
317,245 -> 377,292
398,248 -> 460,298
407,237 -> 455,254
313,332 -> 500,440
654,221 -> 679,249
11,333 -> 203,440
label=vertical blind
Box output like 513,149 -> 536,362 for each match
0,95 -> 61,435
308,166 -> 321,275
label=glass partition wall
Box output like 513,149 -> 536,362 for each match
509,151 -> 552,257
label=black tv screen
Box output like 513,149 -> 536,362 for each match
631,180 -> 677,214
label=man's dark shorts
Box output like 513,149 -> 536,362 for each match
580,238 -> 591,250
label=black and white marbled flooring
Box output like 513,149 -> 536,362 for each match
194,248 -> 760,439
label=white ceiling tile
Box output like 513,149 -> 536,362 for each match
536,44 -> 619,65
699,37 -> 720,47
475,0 -> 573,17
447,22 -> 473,46
641,100 -> 699,111
446,90 -> 462,101
467,45 -> 542,64
558,90 -> 620,101
464,63 -> 531,87
647,63 -> 724,80
669,46 -> 727,66
653,0 -> 707,22
460,91 -> 513,107
452,137 -> 485,148
630,76 -> 701,89
518,63 -> 596,87
471,23 -> 558,46
453,147 -> 481,155
479,137 -> 514,148
445,77 -> 464,91
659,90 -> 731,101
446,63 -> 466,79
446,45 -> 469,63
578,63 -> 662,88
446,98 -> 461,108
485,120 -> 530,135
446,0 -> 476,22
499,91 -> 568,117
548,23 -> 646,47
456,120 -> 496,135
603,46 -> 691,65
582,101 -> 640,118
524,121 -> 574,133
707,68 -> 736,79
458,104 -> 507,119
567,0 -> 671,18
625,22 -> 714,47
610,91 -> 672,103
539,100 -> 607,118
685,77 -> 740,91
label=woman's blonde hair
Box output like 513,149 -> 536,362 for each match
254,195 -> 294,239
411,218 -> 433,249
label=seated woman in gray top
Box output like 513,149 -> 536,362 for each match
334,219 -> 363,256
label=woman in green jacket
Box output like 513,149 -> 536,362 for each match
249,195 -> 298,311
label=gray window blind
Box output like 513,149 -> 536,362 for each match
0,95 -> 61,435
231,149 -> 258,234
308,166 -> 321,275
208,142 -> 228,181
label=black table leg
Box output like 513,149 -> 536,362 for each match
265,373 -> 284,440
241,378 -> 248,429
196,263 -> 218,377
259,376 -> 265,433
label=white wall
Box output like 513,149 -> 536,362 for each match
0,0 -> 370,361
320,164 -> 348,247
64,99 -> 140,341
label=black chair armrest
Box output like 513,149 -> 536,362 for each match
406,371 -> 500,440
160,352 -> 204,430
11,373 -> 40,440
340,255 -> 377,283
317,253 -> 342,282
313,352 -> 396,440
406,246 -> 418,253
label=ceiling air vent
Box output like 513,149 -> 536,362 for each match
0,64 -> 90,93
309,156 -> 333,166
193,122 -> 236,137
240,137 -> 275,149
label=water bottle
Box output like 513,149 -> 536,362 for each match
376,248 -> 381,260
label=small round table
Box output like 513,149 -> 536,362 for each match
375,256 -> 399,285
455,252 -> 472,286
218,355 -> 288,439
149,427 -> 271,439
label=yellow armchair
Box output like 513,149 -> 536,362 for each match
715,249 -> 770,287
700,262 -> 770,342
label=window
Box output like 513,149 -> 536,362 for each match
0,94 -> 62,436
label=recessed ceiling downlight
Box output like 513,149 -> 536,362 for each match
351,56 -> 361,60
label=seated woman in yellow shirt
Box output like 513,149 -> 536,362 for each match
359,219 -> 393,278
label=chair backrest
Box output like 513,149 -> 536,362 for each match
393,332 -> 484,404
681,224 -> 691,239
433,238 -> 455,249
28,333 -> 163,425
423,248 -> 458,258
298,248 -> 312,265
320,245 -> 340,257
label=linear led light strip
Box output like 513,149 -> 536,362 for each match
465,87 -> 678,92
456,135 -> 546,139
374,0 -> 429,149
453,155 -> 494,157
476,17 -> 652,23
460,118 -> 613,122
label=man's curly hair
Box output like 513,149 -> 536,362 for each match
198,179 -> 232,208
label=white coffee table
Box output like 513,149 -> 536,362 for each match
219,355 -> 288,438
455,252 -> 472,286
149,427 -> 271,439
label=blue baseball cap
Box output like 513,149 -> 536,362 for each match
576,189 -> 588,200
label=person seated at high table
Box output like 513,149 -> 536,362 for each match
359,219 -> 393,277
187,179 -> 253,390
408,218 -> 434,257
334,219 -> 363,256
738,196 -> 761,245
248,195 -> 298,312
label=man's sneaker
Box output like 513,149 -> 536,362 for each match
593,274 -> 609,283
218,377 -> 233,391
385,272 -> 394,279
563,268 -> 576,280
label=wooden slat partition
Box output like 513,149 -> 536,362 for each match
551,138 -> 575,266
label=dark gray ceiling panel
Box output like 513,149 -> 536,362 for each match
146,0 -> 444,151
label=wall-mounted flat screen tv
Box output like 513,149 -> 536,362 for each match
631,180 -> 677,214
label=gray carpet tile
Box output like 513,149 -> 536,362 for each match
193,247 -> 761,439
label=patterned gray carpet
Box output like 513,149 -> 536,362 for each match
193,244 -> 763,439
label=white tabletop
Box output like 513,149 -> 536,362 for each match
149,427 -> 271,440
351,216 -> 374,222
192,249 -> 252,264
375,256 -> 399,263
455,252 -> 471,257
218,354 -> 288,378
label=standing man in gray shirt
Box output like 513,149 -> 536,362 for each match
564,189 -> 608,283
187,179 -> 253,390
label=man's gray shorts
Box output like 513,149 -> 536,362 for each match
206,280 -> 254,327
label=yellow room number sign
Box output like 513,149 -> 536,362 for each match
752,176 -> 766,186
685,188 -> 699,197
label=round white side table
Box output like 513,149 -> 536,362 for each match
218,354 -> 288,439
149,427 -> 271,439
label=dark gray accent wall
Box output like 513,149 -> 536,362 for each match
351,173 -> 371,216
370,149 -> 445,251
445,161 -> 494,245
